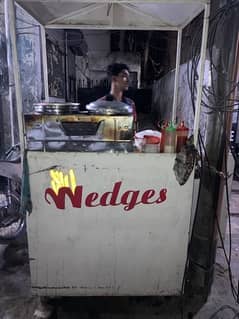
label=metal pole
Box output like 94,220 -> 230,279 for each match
65,30 -> 69,100
193,3 -> 210,145
172,29 -> 182,124
186,1 -> 239,301
5,0 -> 24,159
4,0 -> 15,146
40,25 -> 49,101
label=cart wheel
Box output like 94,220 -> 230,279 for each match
0,216 -> 25,242
33,297 -> 55,319
0,189 -> 26,243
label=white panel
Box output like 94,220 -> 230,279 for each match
17,2 -> 92,25
113,3 -> 173,28
135,3 -> 204,27
27,152 -> 194,296
51,4 -> 112,26
16,1 -> 206,29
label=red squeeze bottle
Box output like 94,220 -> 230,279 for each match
160,121 -> 168,153
176,121 -> 189,153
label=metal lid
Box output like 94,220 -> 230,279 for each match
86,100 -> 133,115
33,102 -> 81,115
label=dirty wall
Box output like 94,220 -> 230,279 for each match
76,30 -> 141,89
152,60 -> 210,137
46,29 -> 66,101
0,1 -> 42,155
16,5 -> 42,112
0,0 -> 10,156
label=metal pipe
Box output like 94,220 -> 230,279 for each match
15,0 -> 209,2
193,3 -> 210,145
65,30 -> 69,100
40,25 -> 49,101
4,0 -> 15,146
172,29 -> 182,123
5,0 -> 24,160
45,25 -> 179,31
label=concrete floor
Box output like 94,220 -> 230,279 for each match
0,182 -> 239,319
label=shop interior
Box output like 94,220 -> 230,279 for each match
24,26 -> 197,153
45,28 -> 178,128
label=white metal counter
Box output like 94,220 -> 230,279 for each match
27,151 -> 194,296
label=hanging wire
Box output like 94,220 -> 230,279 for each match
180,2 -> 239,317
208,305 -> 239,319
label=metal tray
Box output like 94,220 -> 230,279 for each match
86,100 -> 133,115
33,102 -> 81,115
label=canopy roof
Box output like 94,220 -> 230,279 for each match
16,0 -> 208,30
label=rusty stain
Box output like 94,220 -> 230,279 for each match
32,285 -> 114,290
78,286 -> 114,289
46,262 -> 49,293
32,286 -> 77,289
30,165 -> 58,175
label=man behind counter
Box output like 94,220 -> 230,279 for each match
100,63 -> 137,121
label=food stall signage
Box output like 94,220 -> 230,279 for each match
44,169 -> 167,212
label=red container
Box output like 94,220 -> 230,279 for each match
144,135 -> 161,144
176,121 -> 189,153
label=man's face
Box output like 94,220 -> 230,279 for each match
113,69 -> 130,91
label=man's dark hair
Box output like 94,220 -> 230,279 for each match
107,63 -> 130,77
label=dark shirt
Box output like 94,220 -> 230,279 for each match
100,94 -> 137,121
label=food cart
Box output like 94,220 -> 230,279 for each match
8,0 -> 210,296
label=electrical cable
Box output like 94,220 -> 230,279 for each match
208,305 -> 239,319
180,141 -> 205,319
205,2 -> 239,303
209,54 -> 237,301
180,17 -> 205,318
215,125 -> 238,301
180,2 -> 239,317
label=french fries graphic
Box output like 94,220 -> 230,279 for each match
49,169 -> 77,194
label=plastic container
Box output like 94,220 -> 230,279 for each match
164,122 -> 176,153
134,130 -> 161,153
143,135 -> 161,153
144,135 -> 161,144
176,121 -> 189,153
143,143 -> 160,153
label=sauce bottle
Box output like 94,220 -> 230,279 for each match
159,121 -> 168,153
176,121 -> 189,153
164,122 -> 176,153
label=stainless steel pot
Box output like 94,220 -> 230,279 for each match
86,100 -> 133,115
33,102 -> 81,115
